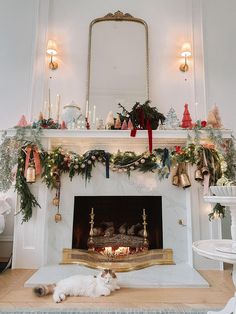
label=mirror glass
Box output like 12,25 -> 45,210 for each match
87,11 -> 149,125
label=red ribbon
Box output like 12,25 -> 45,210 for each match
24,146 -> 41,178
130,120 -> 153,153
146,119 -> 152,153
130,129 -> 137,137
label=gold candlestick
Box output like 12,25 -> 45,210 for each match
142,208 -> 148,249
88,207 -> 95,250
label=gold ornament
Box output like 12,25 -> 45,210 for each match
178,163 -> 191,189
201,166 -> 209,175
26,163 -> 36,183
194,169 -> 203,181
55,213 -> 62,223
179,173 -> 191,188
172,175 -> 179,186
52,197 -> 60,206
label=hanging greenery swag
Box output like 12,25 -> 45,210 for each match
0,127 -> 235,222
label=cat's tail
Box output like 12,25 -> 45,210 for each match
33,284 -> 56,297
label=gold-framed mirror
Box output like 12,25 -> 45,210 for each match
86,11 -> 149,125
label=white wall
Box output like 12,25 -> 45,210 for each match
0,0 -> 235,131
202,0 -> 236,134
0,0 -> 39,129
41,0 -> 197,124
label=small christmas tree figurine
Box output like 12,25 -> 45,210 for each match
165,107 -> 180,129
114,115 -> 121,129
17,115 -> 28,127
207,104 -> 222,128
181,104 -> 192,128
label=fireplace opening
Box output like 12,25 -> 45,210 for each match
72,196 -> 163,256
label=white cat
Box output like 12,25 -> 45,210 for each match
33,269 -> 120,303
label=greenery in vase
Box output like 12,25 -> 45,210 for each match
118,100 -> 166,129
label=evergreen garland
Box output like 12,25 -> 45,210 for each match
15,148 -> 40,222
0,126 -> 234,223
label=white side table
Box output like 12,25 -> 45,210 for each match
193,195 -> 236,314
193,240 -> 236,314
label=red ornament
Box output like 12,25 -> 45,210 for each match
201,120 -> 207,128
181,104 -> 192,128
175,146 -> 181,153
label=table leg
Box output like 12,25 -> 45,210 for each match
207,296 -> 235,314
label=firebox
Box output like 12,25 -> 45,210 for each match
72,196 -> 163,254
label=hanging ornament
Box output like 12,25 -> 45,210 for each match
52,196 -> 60,206
26,162 -> 36,183
181,104 -> 193,128
178,163 -> 191,188
172,165 -> 180,186
55,212 -> 62,223
24,146 -> 41,181
164,107 -> 180,129
194,168 -> 204,181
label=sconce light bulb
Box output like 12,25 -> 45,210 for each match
179,43 -> 191,72
47,40 -> 58,70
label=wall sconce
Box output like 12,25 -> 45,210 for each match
179,43 -> 191,72
47,39 -> 58,70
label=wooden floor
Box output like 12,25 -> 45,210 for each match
0,269 -> 234,310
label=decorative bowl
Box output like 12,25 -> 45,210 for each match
210,186 -> 236,197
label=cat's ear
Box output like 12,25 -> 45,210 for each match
101,269 -> 109,277
109,269 -> 117,278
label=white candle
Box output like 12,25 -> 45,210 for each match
43,101 -> 47,119
195,102 -> 199,121
93,105 -> 96,125
56,94 -> 61,121
48,88 -> 51,118
88,110 -> 91,122
85,100 -> 89,119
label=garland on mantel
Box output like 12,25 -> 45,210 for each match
0,127 -> 235,222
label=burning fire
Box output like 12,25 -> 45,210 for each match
102,246 -> 130,257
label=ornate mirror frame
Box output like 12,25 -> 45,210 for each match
86,10 -> 149,112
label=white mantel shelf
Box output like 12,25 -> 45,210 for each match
2,128 -> 233,152
2,128 -> 233,139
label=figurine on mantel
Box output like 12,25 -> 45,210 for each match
164,107 -> 180,129
181,104 -> 193,128
207,104 -> 223,128
105,111 -> 114,129
17,115 -> 28,127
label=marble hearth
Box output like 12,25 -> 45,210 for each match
10,130 -> 227,272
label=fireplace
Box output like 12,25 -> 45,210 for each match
60,195 -> 173,270
72,196 -> 163,254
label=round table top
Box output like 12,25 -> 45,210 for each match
192,239 -> 236,264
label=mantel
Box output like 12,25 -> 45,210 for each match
2,128 -> 233,153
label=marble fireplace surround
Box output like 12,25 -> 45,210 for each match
11,129 -> 230,271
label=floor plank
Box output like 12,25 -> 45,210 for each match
0,269 -> 234,310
